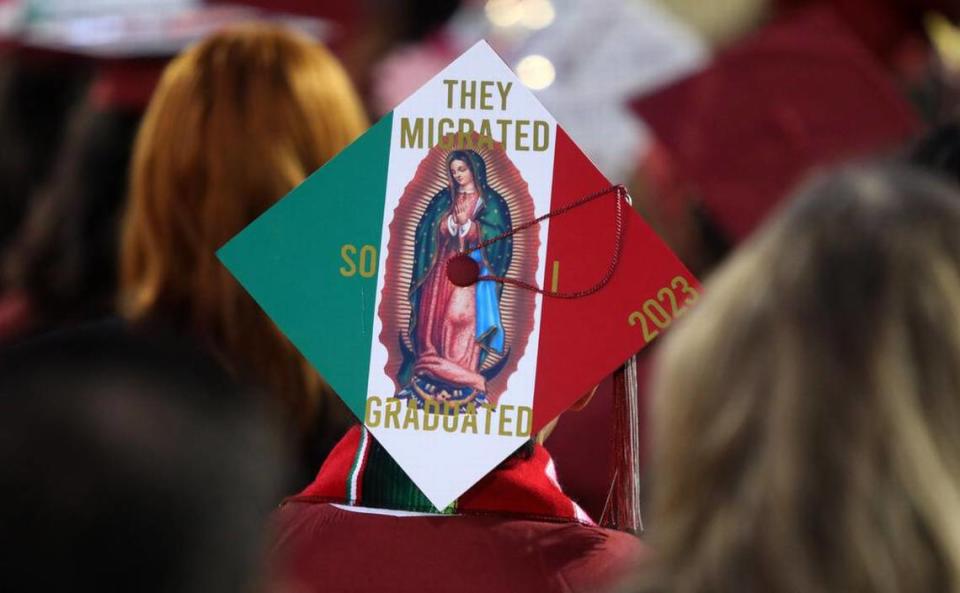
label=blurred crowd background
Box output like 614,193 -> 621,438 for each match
2,1 -> 960,592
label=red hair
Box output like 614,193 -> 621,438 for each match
120,24 -> 368,431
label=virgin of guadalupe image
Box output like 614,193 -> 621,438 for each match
397,149 -> 513,411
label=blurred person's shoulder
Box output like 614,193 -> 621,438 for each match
270,500 -> 645,593
0,316 -> 254,408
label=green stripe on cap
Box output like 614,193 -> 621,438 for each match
218,113 -> 394,419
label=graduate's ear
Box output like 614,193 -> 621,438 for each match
570,385 -> 599,412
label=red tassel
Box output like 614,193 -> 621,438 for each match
601,355 -> 643,534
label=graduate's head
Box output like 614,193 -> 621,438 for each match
122,24 -> 368,305
632,164 -> 960,593
120,24 -> 367,429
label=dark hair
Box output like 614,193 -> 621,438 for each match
0,54 -> 91,257
367,0 -> 462,42
0,324 -> 286,593
630,164 -> 960,593
119,25 -> 366,448
912,123 -> 960,186
2,105 -> 141,324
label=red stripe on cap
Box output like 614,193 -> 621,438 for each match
531,127 -> 697,433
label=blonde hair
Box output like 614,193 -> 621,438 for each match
631,165 -> 960,593
120,24 -> 368,430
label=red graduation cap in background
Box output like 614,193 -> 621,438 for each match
5,2 -> 330,111
631,5 -> 921,243
774,0 -> 960,66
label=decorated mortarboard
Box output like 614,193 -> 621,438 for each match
218,40 -> 697,511
3,1 -> 331,111
631,5 -> 920,243
7,0 -> 328,57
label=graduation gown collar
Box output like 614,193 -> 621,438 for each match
287,425 -> 594,525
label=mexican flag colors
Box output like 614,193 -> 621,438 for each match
219,41 -> 697,510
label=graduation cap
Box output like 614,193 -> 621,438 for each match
2,2 -> 331,112
12,1 -> 328,58
631,5 -> 920,244
219,40 -> 697,514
